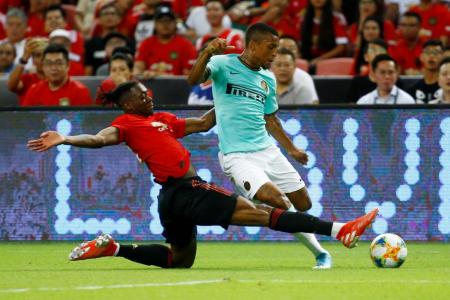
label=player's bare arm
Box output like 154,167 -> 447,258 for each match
27,126 -> 120,152
187,38 -> 235,85
184,108 -> 216,136
264,113 -> 308,165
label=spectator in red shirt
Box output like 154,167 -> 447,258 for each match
48,29 -> 84,76
44,5 -> 84,64
27,0 -> 48,37
253,0 -> 301,40
22,44 -> 93,106
196,0 -> 244,54
115,0 -> 140,37
8,37 -> 47,105
170,0 -> 203,20
0,16 -> 5,41
408,0 -> 449,42
90,0 -> 141,39
391,12 -> 423,75
348,0 -> 397,52
134,6 -> 197,78
299,0 -> 348,70
0,0 -> 22,14
90,1 -> 123,39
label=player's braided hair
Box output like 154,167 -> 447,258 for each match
97,80 -> 139,107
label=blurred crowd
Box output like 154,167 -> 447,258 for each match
0,0 -> 449,106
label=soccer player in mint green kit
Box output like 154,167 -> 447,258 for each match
188,23 -> 332,269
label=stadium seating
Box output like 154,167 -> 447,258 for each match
0,82 -> 21,107
0,76 -> 422,106
316,58 -> 355,76
296,59 -> 309,72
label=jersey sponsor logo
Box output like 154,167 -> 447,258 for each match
151,121 -> 170,132
428,17 -> 437,26
225,83 -> 266,103
150,62 -> 173,72
59,97 -> 70,106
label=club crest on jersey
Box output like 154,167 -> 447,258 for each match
151,121 -> 169,131
260,80 -> 268,93
428,17 -> 437,26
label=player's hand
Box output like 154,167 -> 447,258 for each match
27,131 -> 66,152
289,149 -> 308,165
205,38 -> 235,55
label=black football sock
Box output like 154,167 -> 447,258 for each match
117,244 -> 173,268
269,208 -> 333,236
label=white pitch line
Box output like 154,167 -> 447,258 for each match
238,279 -> 450,285
0,279 -> 226,294
1,278 -> 449,294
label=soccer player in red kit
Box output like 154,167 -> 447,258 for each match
27,80 -> 378,269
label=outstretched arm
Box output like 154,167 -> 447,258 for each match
265,113 -> 308,165
187,38 -> 235,85
27,126 -> 120,152
184,108 -> 216,136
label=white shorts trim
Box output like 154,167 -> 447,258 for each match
218,145 -> 305,200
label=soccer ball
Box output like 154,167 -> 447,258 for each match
370,233 -> 407,268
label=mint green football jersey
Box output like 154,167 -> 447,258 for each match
207,54 -> 278,154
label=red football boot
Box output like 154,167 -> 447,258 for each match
69,233 -> 119,261
337,208 -> 379,248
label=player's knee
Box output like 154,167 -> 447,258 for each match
294,197 -> 312,212
269,193 -> 290,210
256,185 -> 290,209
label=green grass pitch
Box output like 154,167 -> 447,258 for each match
0,242 -> 449,300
